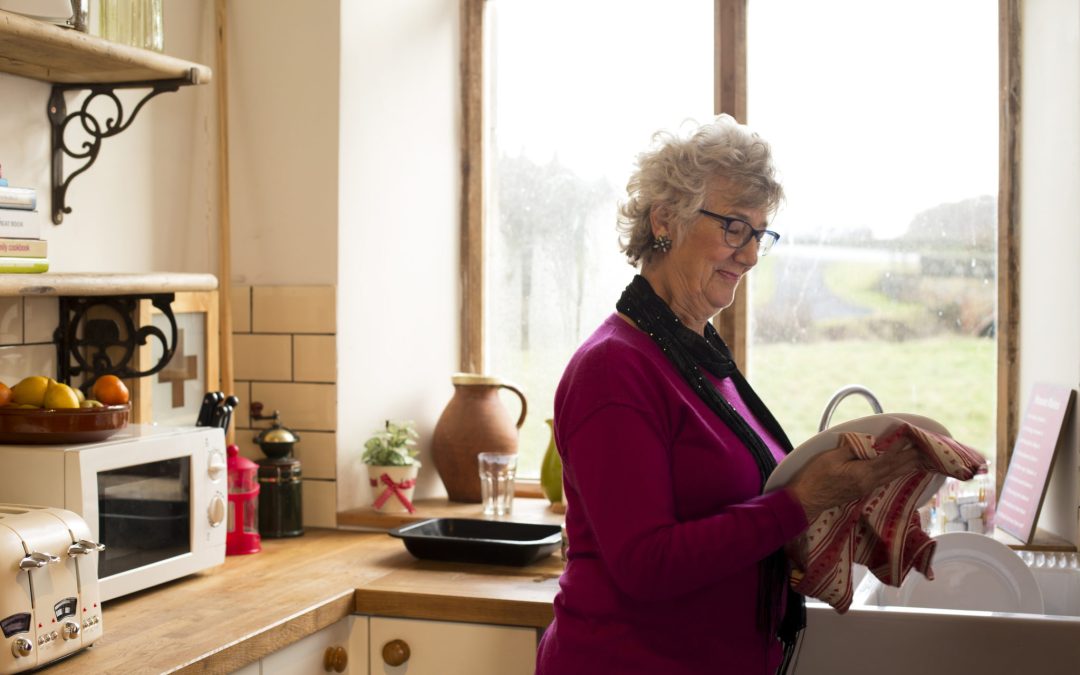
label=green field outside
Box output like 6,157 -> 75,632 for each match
750,336 -> 996,457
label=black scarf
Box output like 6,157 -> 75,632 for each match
616,274 -> 805,674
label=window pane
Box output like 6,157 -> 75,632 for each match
746,1 -> 998,456
485,0 -> 713,477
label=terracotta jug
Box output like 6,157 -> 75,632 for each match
431,373 -> 527,502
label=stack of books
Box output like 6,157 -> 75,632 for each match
0,170 -> 48,274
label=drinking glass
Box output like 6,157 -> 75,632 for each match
478,452 -> 517,516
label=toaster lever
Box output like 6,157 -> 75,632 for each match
19,551 -> 60,569
68,539 -> 106,556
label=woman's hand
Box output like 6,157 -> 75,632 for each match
785,443 -> 924,522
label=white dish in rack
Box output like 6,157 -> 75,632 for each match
873,531 -> 1044,614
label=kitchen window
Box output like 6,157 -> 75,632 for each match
466,0 -> 715,477
744,0 -> 1003,457
461,0 -> 1019,483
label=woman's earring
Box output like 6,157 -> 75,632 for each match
651,234 -> 672,253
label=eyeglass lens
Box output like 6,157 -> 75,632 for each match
722,220 -> 776,256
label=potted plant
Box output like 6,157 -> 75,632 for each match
363,420 -> 421,514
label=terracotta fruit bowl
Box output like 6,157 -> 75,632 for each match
0,404 -> 130,444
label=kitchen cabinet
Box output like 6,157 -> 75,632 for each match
365,616 -> 537,675
231,616 -> 367,675
263,616 -> 367,675
235,615 -> 536,675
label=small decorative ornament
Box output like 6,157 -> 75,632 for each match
651,234 -> 672,253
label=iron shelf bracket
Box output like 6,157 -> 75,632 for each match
48,72 -> 197,225
54,294 -> 179,393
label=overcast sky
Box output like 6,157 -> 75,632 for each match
491,0 -> 997,241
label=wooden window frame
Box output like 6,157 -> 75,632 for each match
460,0 -> 1020,492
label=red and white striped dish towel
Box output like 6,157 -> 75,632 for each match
786,422 -> 987,613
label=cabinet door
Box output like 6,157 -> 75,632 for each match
259,615 -> 368,675
369,616 -> 536,675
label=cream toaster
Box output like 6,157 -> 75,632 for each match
0,504 -> 103,673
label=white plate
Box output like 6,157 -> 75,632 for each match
877,531 -> 1044,614
764,413 -> 950,508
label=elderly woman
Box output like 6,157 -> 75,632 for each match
535,116 -> 921,675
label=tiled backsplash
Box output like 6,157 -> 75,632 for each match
231,285 -> 338,529
0,296 -> 60,384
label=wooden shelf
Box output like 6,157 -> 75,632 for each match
995,526 -> 1078,552
0,272 -> 218,296
0,9 -> 211,84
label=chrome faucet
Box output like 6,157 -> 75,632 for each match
818,385 -> 884,432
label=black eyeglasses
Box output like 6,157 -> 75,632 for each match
698,209 -> 780,256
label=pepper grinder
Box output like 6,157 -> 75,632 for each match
251,402 -> 304,538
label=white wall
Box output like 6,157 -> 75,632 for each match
0,0 -> 217,274
227,0 -> 339,286
336,0 -> 460,510
1018,0 -> 1080,544
226,0 -> 460,510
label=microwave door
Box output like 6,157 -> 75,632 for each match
95,458 -> 192,579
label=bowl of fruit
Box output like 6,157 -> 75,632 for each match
0,375 -> 130,444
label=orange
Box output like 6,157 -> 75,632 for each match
92,375 -> 130,406
0,381 -> 10,407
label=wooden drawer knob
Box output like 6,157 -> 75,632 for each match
382,639 -> 411,666
323,645 -> 348,672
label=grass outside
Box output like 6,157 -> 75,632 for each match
821,261 -> 925,319
749,335 -> 996,456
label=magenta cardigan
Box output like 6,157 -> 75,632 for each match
535,314 -> 808,675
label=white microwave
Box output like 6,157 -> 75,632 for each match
0,424 -> 227,601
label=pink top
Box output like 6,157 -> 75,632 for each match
536,314 -> 808,675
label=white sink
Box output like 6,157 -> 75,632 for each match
793,564 -> 1080,674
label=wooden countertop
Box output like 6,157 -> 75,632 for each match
46,527 -> 563,674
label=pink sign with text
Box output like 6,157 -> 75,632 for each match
996,383 -> 1075,543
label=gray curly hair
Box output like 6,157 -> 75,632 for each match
617,115 -> 784,267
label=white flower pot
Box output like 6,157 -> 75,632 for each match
368,464 -> 420,514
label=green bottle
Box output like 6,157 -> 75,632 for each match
540,418 -> 563,504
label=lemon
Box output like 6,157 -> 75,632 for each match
43,381 -> 80,409
11,376 -> 50,407
74,387 -> 85,403
80,400 -> 104,408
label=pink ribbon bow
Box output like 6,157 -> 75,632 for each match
370,473 -> 417,513
787,422 -> 986,613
